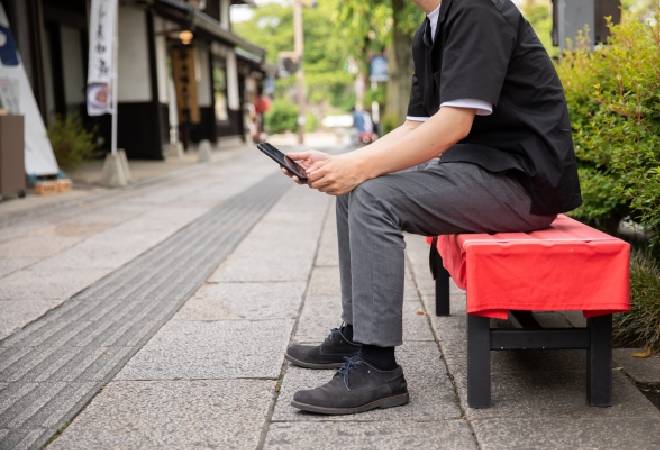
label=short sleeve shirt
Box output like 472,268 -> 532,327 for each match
407,0 -> 582,215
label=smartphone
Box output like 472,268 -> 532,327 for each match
256,143 -> 309,183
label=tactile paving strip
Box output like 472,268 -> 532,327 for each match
0,173 -> 291,449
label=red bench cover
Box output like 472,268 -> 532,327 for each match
429,215 -> 630,320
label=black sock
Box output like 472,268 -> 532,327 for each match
340,323 -> 354,341
359,344 -> 396,371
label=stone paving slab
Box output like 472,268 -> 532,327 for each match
209,217 -> 327,282
0,300 -> 61,341
264,420 -> 477,449
0,381 -> 100,431
272,342 -> 461,422
453,369 -> 658,420
472,417 -> 660,450
212,247 -> 316,282
0,345 -> 130,382
0,427 -> 51,450
614,348 -> 660,384
0,257 -> 40,280
175,281 -> 307,320
51,205 -> 143,227
80,226 -> 176,255
116,319 -> 293,380
210,189 -> 329,283
27,245 -> 125,272
0,267 -> 112,302
36,239 -> 146,271
0,235 -> 81,260
49,380 -> 274,450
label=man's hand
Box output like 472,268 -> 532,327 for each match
307,153 -> 369,195
282,150 -> 330,184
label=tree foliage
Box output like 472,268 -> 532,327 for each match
333,0 -> 421,67
265,98 -> 299,134
519,0 -> 556,56
233,2 -> 293,66
234,1 -> 355,110
233,0 -> 424,118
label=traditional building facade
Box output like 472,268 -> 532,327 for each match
1,0 -> 267,160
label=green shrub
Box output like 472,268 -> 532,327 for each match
556,16 -> 659,247
48,114 -> 98,171
365,86 -> 386,106
304,112 -> 320,132
613,249 -> 660,353
265,99 -> 299,134
380,113 -> 399,135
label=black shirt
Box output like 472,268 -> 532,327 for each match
408,0 -> 582,215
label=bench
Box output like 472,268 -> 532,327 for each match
427,214 -> 630,409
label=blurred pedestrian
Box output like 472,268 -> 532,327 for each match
352,107 -> 376,145
252,85 -> 271,143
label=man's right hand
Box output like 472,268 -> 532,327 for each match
282,150 -> 330,184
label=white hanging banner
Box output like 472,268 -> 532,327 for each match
87,0 -> 117,116
0,5 -> 58,176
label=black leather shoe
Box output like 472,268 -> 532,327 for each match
291,355 -> 409,415
285,326 -> 361,369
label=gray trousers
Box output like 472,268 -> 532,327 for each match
336,161 -> 556,347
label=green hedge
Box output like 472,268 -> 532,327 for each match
613,249 -> 660,353
265,99 -> 299,134
556,17 -> 659,246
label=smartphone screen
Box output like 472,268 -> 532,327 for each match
257,143 -> 308,182
283,155 -> 307,180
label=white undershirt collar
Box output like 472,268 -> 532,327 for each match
427,2 -> 442,43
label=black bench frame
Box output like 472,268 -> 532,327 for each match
429,239 -> 612,409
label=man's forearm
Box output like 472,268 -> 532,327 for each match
356,120 -> 422,152
353,108 -> 474,179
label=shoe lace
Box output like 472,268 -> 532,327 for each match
336,355 -> 360,387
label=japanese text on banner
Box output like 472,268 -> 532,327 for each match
87,0 -> 117,116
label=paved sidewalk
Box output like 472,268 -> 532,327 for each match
1,144 -> 659,449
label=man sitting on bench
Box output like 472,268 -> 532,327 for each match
282,0 -> 582,415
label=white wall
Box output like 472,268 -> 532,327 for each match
196,43 -> 211,106
154,17 -> 169,104
226,49 -> 239,110
117,6 -> 151,102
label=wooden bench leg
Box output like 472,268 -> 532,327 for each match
429,240 -> 450,317
587,314 -> 612,407
467,314 -> 491,408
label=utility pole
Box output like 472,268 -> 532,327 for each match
293,0 -> 305,144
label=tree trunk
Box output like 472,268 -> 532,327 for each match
385,0 -> 413,124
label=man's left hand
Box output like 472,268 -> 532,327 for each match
307,153 -> 369,195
